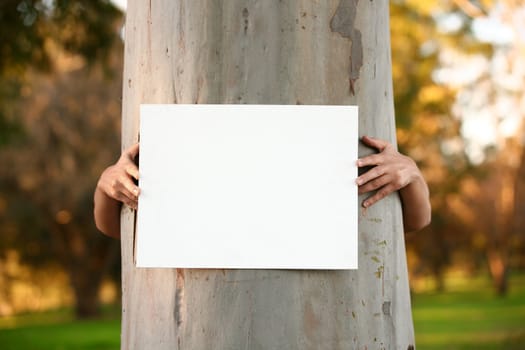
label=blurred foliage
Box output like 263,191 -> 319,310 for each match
0,0 -> 120,73
0,57 -> 123,316
0,0 -> 123,318
0,0 -> 121,146
391,0 -> 470,290
392,0 -> 525,295
0,0 -> 524,320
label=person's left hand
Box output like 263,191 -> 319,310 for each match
356,135 -> 421,208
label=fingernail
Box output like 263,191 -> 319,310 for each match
356,178 -> 362,185
362,201 -> 369,208
356,159 -> 362,166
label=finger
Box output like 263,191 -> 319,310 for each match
362,184 -> 396,208
124,143 -> 140,179
356,165 -> 386,186
112,179 -> 136,200
119,143 -> 139,165
107,176 -> 137,201
356,153 -> 385,167
125,162 -> 140,180
114,191 -> 138,210
126,197 -> 138,210
126,142 -> 140,159
361,135 -> 389,152
118,174 -> 140,197
114,182 -> 139,208
358,174 -> 390,194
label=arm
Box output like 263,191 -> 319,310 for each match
94,143 -> 140,238
356,136 -> 431,232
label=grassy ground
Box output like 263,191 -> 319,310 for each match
0,274 -> 524,349
0,306 -> 120,350
412,273 -> 525,349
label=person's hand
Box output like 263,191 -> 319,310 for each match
97,143 -> 140,210
356,136 -> 421,208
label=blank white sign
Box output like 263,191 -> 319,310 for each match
136,104 -> 358,269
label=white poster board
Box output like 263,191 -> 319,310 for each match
136,104 -> 358,269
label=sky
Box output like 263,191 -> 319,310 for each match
111,0 -> 126,12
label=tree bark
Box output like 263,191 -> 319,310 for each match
121,1 -> 415,348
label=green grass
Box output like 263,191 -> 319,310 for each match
412,273 -> 525,349
0,307 -> 120,350
0,274 -> 524,349
0,319 -> 120,350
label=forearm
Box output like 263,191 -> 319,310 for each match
399,172 -> 431,232
94,185 -> 122,239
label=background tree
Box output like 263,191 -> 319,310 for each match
430,0 -> 525,295
513,148 -> 525,269
0,0 -> 121,145
0,0 -> 124,318
390,0 -> 467,290
391,0 -> 525,295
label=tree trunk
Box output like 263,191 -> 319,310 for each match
513,146 -> 525,265
63,227 -> 121,319
487,249 -> 509,296
121,1 -> 415,348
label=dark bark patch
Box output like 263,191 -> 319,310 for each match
330,0 -> 363,95
175,268 -> 185,327
242,8 -> 249,34
382,301 -> 391,316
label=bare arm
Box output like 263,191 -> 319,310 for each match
94,143 -> 140,238
356,136 -> 431,232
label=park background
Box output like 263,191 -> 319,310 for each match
0,0 -> 524,349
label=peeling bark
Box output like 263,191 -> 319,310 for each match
330,0 -> 363,95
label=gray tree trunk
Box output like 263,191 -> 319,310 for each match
121,1 -> 415,349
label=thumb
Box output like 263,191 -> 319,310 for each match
127,142 -> 140,158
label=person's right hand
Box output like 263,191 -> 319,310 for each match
96,143 -> 140,210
